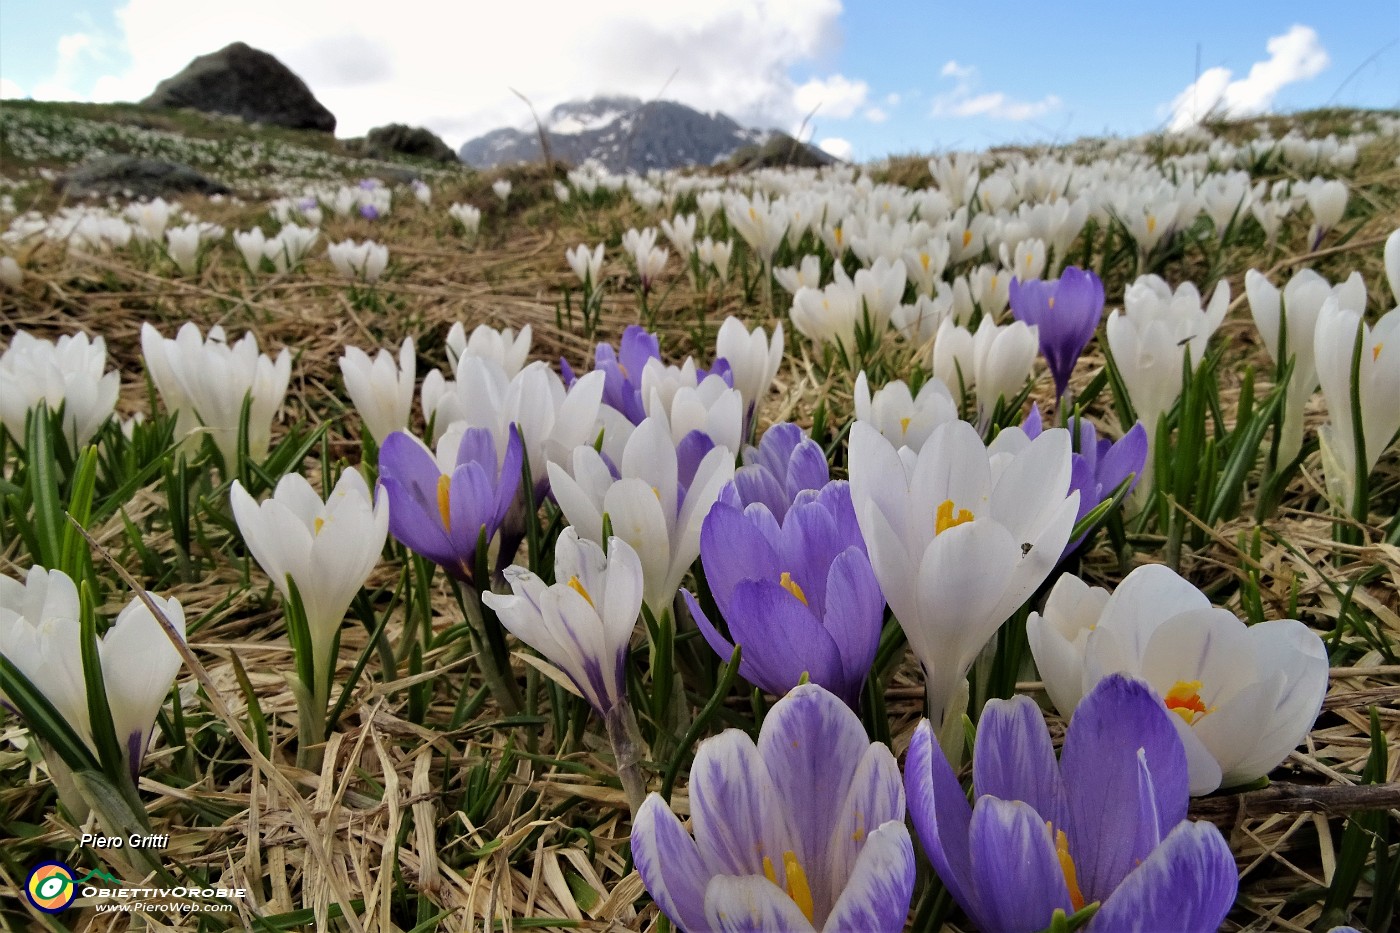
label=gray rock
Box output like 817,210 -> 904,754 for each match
55,156 -> 231,199
141,42 -> 335,133
361,124 -> 458,163
725,131 -> 836,171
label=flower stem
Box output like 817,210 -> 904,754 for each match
604,701 -> 648,819
456,581 -> 523,715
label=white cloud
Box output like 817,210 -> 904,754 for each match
931,61 -> 1060,122
793,74 -> 869,120
0,79 -> 24,99
1166,24 -> 1329,131
66,0 -> 843,147
33,32 -> 112,100
818,136 -> 852,160
863,106 -> 888,123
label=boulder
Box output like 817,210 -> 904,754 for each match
361,124 -> 458,163
725,131 -> 835,171
141,42 -> 336,133
55,156 -> 230,199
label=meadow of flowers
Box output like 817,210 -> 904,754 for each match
1,100 -> 1398,932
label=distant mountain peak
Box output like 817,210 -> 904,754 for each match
458,96 -> 831,173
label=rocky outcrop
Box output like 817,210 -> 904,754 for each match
141,42 -> 336,133
725,131 -> 836,171
458,96 -> 770,173
55,156 -> 230,199
358,124 -> 458,163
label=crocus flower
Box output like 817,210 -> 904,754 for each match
339,338 -> 416,444
1028,563 -> 1329,794
444,322 -> 532,376
853,370 -> 958,453
139,322 -> 291,464
714,316 -> 783,425
848,419 -> 1078,723
1313,301 -> 1400,512
931,317 -> 1039,427
567,325 -> 662,424
377,424 -> 523,583
327,238 -> 389,283
548,414 -> 733,617
492,179 -> 512,203
632,683 -> 914,933
1246,268 -> 1367,463
905,674 -> 1237,933
720,422 -> 829,522
687,479 -> 882,707
0,256 -> 22,289
565,243 -> 605,286
0,566 -> 185,781
1010,267 -> 1105,401
483,529 -> 642,717
1019,405 -> 1148,555
165,222 -> 206,275
449,203 -> 482,237
0,330 -> 120,449
230,470 -> 389,705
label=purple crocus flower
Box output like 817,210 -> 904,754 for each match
377,423 -> 523,582
358,203 -> 380,221
685,479 -> 882,707
632,683 -> 915,932
1023,405 -> 1147,555
905,674 -> 1238,933
719,422 -> 831,522
1010,267 -> 1104,401
561,325 -> 735,427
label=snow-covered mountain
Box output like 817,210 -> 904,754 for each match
457,96 -> 823,172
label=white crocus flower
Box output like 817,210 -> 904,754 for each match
848,419 -> 1078,723
890,292 -> 955,345
484,529 -> 643,716
444,322 -> 532,376
852,256 -> 908,334
0,331 -> 120,449
1028,564 -> 1328,795
930,317 -> 1038,425
421,357 -> 605,499
1305,178 -> 1347,247
0,566 -> 185,777
1246,268 -> 1366,463
548,414 -> 734,617
140,322 -> 291,464
270,223 -> 319,272
492,179 -> 513,203
0,256 -> 22,289
566,243 -> 605,286
714,316 -> 783,419
1105,275 -> 1229,495
640,359 -> 743,453
449,203 -> 482,237
339,338 -> 416,444
773,254 -> 822,295
230,470 -> 388,705
853,370 -> 958,453
165,223 -> 205,275
696,237 -> 732,283
791,280 -> 863,355
233,228 -> 269,273
1314,301 -> 1400,511
327,239 -> 389,283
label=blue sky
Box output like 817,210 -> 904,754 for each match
1,1 -> 1396,161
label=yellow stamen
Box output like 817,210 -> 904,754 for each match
783,851 -> 816,923
920,252 -> 931,271
1146,214 -> 1157,235
899,416 -> 912,435
1164,679 -> 1213,725
851,811 -> 866,843
763,855 -> 779,887
962,229 -> 973,248
1048,296 -> 1055,310
935,499 -> 975,535
780,571 -> 809,606
1051,826 -> 1086,911
652,485 -> 661,500
436,474 -> 452,532
313,517 -> 325,535
1374,342 -> 1384,362
567,576 -> 595,608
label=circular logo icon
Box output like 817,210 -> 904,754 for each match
26,862 -> 77,913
